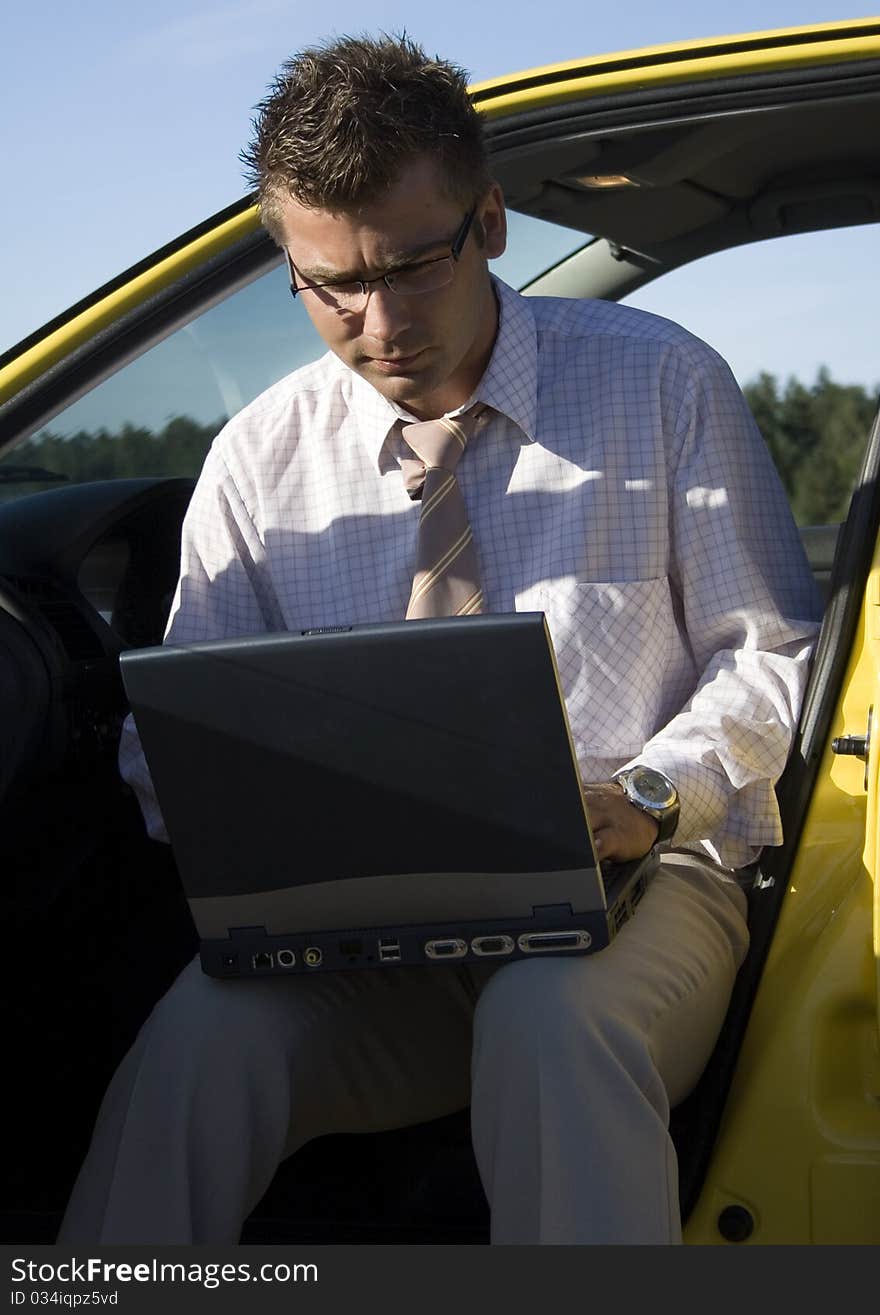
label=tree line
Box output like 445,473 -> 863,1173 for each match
745,368 -> 878,525
2,369 -> 878,525
0,415 -> 224,489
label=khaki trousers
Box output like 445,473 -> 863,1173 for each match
57,853 -> 749,1245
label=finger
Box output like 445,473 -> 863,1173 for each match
592,827 -> 619,859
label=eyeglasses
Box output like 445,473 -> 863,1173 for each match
287,207 -> 476,311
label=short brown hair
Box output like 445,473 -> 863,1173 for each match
241,33 -> 491,239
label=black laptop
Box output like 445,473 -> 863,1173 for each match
119,612 -> 657,978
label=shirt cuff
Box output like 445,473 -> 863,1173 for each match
611,749 -> 730,851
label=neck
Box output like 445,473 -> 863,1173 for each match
405,279 -> 500,421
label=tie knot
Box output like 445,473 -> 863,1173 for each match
401,406 -> 484,475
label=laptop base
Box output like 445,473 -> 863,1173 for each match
199,857 -> 655,978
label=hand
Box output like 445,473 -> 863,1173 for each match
581,781 -> 659,863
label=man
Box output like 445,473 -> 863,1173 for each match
58,33 -> 820,1245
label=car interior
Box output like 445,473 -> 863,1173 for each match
3,49 -> 880,1242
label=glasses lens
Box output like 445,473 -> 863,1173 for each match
300,281 -> 365,310
386,258 -> 455,297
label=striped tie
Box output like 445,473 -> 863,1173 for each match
401,407 -> 485,619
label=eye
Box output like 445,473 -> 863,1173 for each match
386,257 -> 453,295
327,280 -> 366,297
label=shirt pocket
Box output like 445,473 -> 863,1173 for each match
517,576 -> 678,759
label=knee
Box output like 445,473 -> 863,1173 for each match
142,957 -> 290,1071
472,956 -> 666,1117
473,955 -> 622,1053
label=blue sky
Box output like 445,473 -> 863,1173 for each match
2,1 -> 878,392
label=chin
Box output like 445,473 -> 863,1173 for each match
370,369 -> 442,403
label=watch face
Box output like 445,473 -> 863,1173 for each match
630,768 -> 677,809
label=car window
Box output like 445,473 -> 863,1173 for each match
0,211 -> 586,505
0,263 -> 317,503
622,226 -> 880,529
492,209 -> 587,290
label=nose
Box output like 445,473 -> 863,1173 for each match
361,281 -> 412,344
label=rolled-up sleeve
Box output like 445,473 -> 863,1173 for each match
620,348 -> 822,867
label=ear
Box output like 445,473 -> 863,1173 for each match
481,182 -> 507,259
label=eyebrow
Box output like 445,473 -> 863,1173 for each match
293,234 -> 453,284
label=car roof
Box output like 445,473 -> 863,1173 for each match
469,18 -> 880,116
2,19 -> 879,411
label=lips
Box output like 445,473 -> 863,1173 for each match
371,351 -> 421,366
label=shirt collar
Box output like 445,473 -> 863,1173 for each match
470,277 -> 538,445
346,276 -> 539,475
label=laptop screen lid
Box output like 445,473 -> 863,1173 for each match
119,613 -> 643,969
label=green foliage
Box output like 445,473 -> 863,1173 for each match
1,368 -> 878,526
743,368 -> 879,525
0,415 -> 223,499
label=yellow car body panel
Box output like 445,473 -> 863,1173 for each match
685,555 -> 880,1244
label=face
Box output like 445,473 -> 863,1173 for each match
275,156 -> 507,420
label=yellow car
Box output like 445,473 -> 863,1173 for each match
2,18 -> 879,1245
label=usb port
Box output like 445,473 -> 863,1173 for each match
379,938 -> 401,962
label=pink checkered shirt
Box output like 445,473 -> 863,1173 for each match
119,278 -> 821,868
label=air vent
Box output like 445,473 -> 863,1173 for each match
4,577 -> 104,661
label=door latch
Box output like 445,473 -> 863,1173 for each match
832,706 -> 872,790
